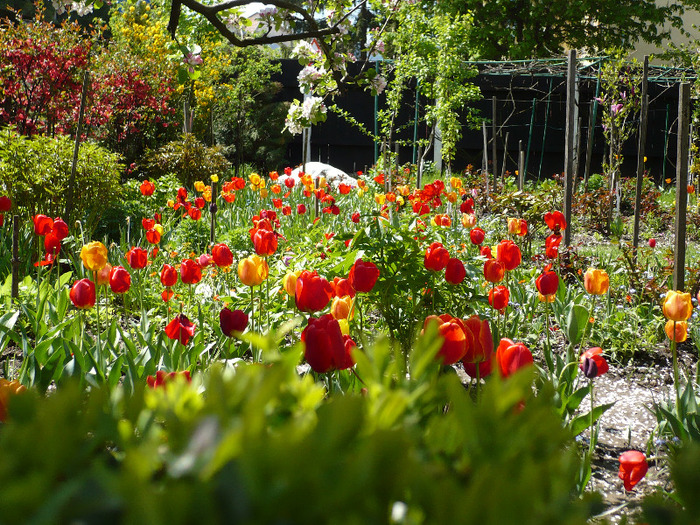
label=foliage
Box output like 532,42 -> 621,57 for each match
438,0 -> 694,59
142,133 -> 231,187
0,8 -> 91,136
0,338 -> 596,524
0,127 -> 123,226
376,1 -> 481,168
209,46 -> 288,174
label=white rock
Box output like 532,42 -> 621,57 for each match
279,162 -> 358,189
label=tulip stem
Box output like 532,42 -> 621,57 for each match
589,378 -> 596,456
544,302 -> 554,374
672,322 -> 680,413
94,271 -> 101,366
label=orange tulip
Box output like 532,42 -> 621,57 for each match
330,295 -> 354,320
663,290 -> 693,321
0,378 -> 27,422
583,268 -> 609,295
423,314 -> 468,365
665,319 -> 688,342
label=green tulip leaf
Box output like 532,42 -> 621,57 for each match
566,304 -> 590,345
569,402 -> 615,436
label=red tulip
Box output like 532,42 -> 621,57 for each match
198,253 -> 213,268
297,204 -> 307,215
579,347 -> 609,378
480,245 -> 492,259
489,285 -> 510,312
284,177 -> 295,188
69,278 -> 96,309
180,259 -> 202,285
194,197 -> 206,209
211,243 -> 233,267
483,259 -> 505,283
220,307 -> 249,336
463,358 -> 493,379
295,270 -> 333,312
160,264 -> 178,287
44,233 -> 61,259
147,370 -> 191,388
496,338 -> 533,378
348,259 -> 380,293
126,246 -> 148,269
282,205 -> 292,216
536,266 -> 559,297
470,228 -> 485,245
496,240 -> 521,271
445,258 -> 466,285
177,187 -> 188,202
423,314 -> 468,365
33,215 -> 53,236
545,234 -> 563,259
424,242 -> 450,271
140,180 -> 155,196
462,315 -> 493,364
52,218 -> 69,240
302,314 -> 355,373
648,238 -> 656,248
145,229 -> 161,244
459,198 -> 474,214
0,195 -> 11,212
618,451 -> 648,491
544,210 -> 567,232
251,227 -> 278,256
109,265 -> 132,294
351,212 -> 360,223
142,218 -> 156,230
188,207 -> 202,221
332,277 -> 356,298
164,314 -> 196,345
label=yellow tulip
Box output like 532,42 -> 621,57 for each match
238,255 -> 269,287
583,268 -> 609,295
282,270 -> 302,296
80,241 -> 108,272
461,213 -> 477,228
330,295 -> 354,320
337,318 -> 350,336
663,290 -> 693,321
194,181 -> 205,192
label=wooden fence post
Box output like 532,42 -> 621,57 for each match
501,131 -> 509,183
563,49 -> 576,246
518,140 -> 524,191
674,83 -> 690,291
482,120 -> 489,197
633,56 -> 649,258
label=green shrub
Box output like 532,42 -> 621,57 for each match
0,127 -> 123,229
142,134 -> 231,188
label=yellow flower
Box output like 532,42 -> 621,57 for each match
330,295 -> 354,320
446,191 -> 459,204
282,270 -> 302,296
583,268 -> 609,295
154,224 -> 164,235
260,188 -> 269,199
449,176 -> 462,189
194,181 -> 205,192
337,318 -> 350,336
238,255 -> 269,287
462,213 -> 477,228
663,290 -> 693,321
375,193 -> 386,205
210,174 -> 219,183
249,172 -> 261,186
80,241 -> 108,272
